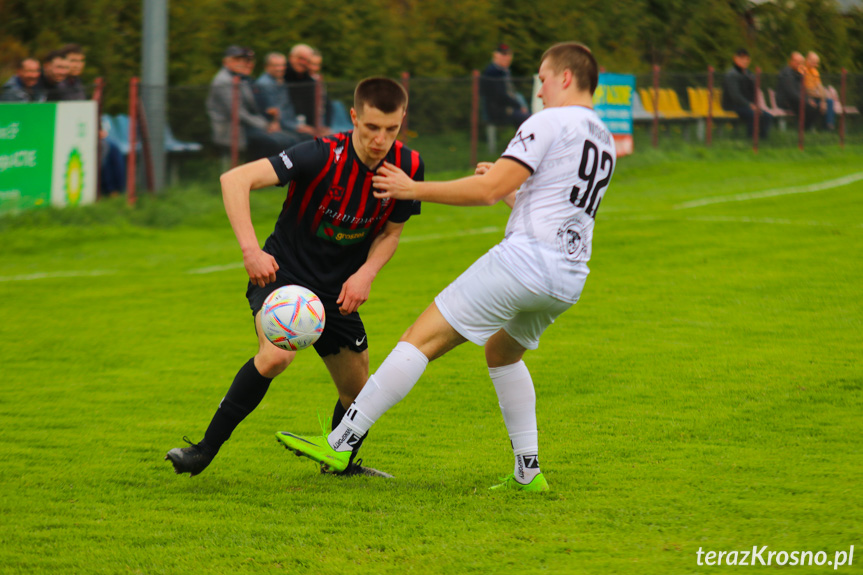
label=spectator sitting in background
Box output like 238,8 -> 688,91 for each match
61,44 -> 88,100
283,43 -> 318,128
206,45 -> 300,160
480,43 -> 530,128
99,118 -> 127,197
41,50 -> 72,101
803,51 -> 835,130
1,58 -> 45,102
721,48 -> 771,139
253,52 -> 315,143
307,49 -> 345,133
776,51 -> 820,130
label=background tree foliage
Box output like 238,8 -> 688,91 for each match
2,0 -> 860,95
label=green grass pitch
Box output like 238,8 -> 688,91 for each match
0,146 -> 861,574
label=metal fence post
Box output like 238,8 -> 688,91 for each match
652,65 -> 660,148
400,72 -> 410,138
314,77 -> 324,134
230,75 -> 240,168
137,97 -> 155,191
126,77 -> 139,207
707,66 -> 714,147
798,70 -> 806,151
753,67 -> 761,153
839,68 -> 847,148
93,77 -> 104,199
470,70 -> 479,167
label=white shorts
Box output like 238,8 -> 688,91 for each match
434,248 -> 579,350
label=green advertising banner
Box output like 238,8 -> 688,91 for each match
0,103 -> 56,213
0,101 -> 97,215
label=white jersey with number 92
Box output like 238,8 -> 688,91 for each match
495,105 -> 616,303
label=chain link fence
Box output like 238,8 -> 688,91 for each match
93,70 -> 861,191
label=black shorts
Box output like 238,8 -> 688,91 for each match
246,278 -> 368,358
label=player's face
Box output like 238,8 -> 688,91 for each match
537,59 -> 566,107
351,104 -> 405,166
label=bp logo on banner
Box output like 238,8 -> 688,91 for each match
0,101 -> 97,214
64,148 -> 85,205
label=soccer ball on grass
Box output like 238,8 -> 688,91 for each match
261,285 -> 325,351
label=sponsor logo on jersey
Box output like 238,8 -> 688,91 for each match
316,221 -> 370,245
279,150 -> 293,170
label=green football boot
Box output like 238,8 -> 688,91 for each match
489,472 -> 549,492
276,431 -> 351,473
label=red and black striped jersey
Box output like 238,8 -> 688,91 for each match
264,131 -> 424,299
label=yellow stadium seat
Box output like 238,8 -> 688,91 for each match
687,87 -> 708,117
709,89 -> 739,118
686,87 -> 738,119
639,88 -> 659,115
658,88 -> 693,118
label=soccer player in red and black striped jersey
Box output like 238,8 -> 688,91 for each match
166,77 -> 423,477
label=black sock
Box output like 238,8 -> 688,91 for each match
332,398 -> 348,431
201,358 -> 273,454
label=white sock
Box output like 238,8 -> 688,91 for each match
489,361 -> 541,484
328,341 -> 429,451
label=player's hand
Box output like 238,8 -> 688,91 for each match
475,162 -> 494,176
337,269 -> 374,315
243,248 -> 279,287
372,162 -> 414,200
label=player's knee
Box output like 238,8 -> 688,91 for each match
255,348 -> 294,378
485,341 -> 525,368
485,345 -> 506,368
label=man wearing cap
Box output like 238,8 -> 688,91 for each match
207,45 -> 302,160
480,43 -> 531,128
721,48 -> 772,139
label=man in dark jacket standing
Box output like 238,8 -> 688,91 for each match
722,48 -> 771,139
480,43 -> 531,128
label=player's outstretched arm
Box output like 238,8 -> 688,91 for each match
476,162 -> 516,208
220,159 -> 282,287
336,221 -> 405,315
372,158 -> 530,207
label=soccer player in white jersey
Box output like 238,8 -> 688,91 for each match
277,42 -> 616,491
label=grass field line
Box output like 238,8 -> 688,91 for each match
184,225 -> 503,275
187,262 -> 245,274
0,269 -> 115,283
605,213 -> 857,228
684,215 -> 862,228
673,171 -> 863,210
